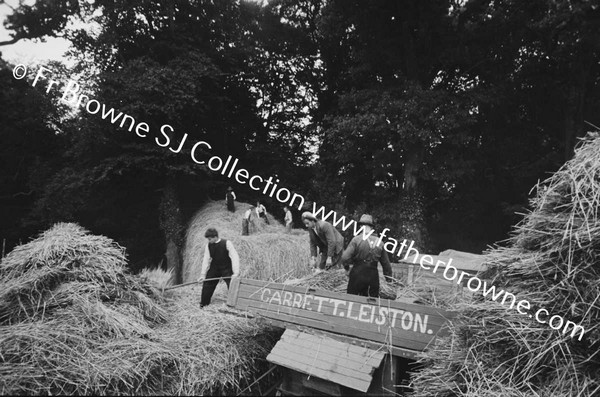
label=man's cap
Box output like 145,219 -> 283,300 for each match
301,211 -> 317,222
358,214 -> 374,226
227,186 -> 233,191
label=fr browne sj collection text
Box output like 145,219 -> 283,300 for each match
13,64 -> 306,209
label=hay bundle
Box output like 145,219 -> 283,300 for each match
411,134 -> 600,397
396,274 -> 470,309
0,223 -> 163,325
183,201 -> 311,283
140,267 -> 174,290
285,268 -> 401,300
0,223 -> 279,395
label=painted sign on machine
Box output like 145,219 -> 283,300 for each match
227,278 -> 454,354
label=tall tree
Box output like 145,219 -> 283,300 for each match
0,58 -> 62,251
313,0 -> 477,249
6,0 -> 267,279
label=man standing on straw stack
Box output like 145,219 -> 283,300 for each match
197,228 -> 240,308
341,214 -> 393,297
225,187 -> 236,212
302,212 -> 344,274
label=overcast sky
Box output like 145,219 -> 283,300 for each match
0,5 -> 70,64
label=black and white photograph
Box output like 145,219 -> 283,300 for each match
0,0 -> 599,395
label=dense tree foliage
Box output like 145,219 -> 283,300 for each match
0,58 -> 62,253
1,0 -> 599,274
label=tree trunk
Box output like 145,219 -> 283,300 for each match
403,148 -> 422,193
564,54 -> 591,160
159,179 -> 184,285
401,146 -> 428,251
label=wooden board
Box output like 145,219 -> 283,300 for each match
391,251 -> 486,288
267,329 -> 385,393
227,278 -> 454,354
259,318 -> 420,359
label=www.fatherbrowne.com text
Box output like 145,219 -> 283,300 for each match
13,63 -> 586,341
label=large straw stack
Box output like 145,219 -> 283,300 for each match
183,201 -> 311,283
411,133 -> 600,397
0,223 -> 280,395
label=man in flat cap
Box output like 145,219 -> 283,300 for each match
341,214 -> 393,297
301,211 -> 344,274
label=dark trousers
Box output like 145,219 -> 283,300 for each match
259,212 -> 269,224
227,201 -> 235,212
242,218 -> 249,235
347,265 -> 379,297
200,265 -> 233,307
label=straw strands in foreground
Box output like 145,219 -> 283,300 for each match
411,133 -> 600,397
0,223 -> 279,395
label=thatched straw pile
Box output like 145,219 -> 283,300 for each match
140,267 -> 174,290
284,268 -> 401,300
410,134 -> 600,397
183,201 -> 311,283
0,223 -> 280,395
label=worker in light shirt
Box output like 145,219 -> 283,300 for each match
197,227 -> 240,307
255,200 -> 269,224
284,206 -> 293,233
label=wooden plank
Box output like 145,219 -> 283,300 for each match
246,304 -> 437,351
269,343 -> 377,377
282,329 -> 385,366
227,278 -> 453,354
269,351 -> 368,390
236,295 -> 448,340
300,327 -> 420,359
237,295 -> 435,347
263,319 -> 419,359
239,278 -> 453,319
300,374 -> 343,396
235,295 -> 448,346
268,351 -> 370,392
277,334 -> 384,370
283,329 -> 385,361
407,264 -> 415,285
226,277 -> 241,306
268,345 -> 374,383
235,282 -> 454,345
235,283 -> 452,327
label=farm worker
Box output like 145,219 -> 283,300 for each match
197,227 -> 240,307
242,206 -> 253,236
255,200 -> 269,224
225,187 -> 236,212
284,206 -> 293,233
341,214 -> 393,297
301,211 -> 344,274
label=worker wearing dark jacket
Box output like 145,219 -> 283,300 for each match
341,214 -> 393,297
302,212 -> 344,273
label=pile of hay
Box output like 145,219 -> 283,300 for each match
139,267 -> 174,290
0,223 -> 279,395
183,201 -> 311,283
411,134 -> 600,397
284,268 -> 401,300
